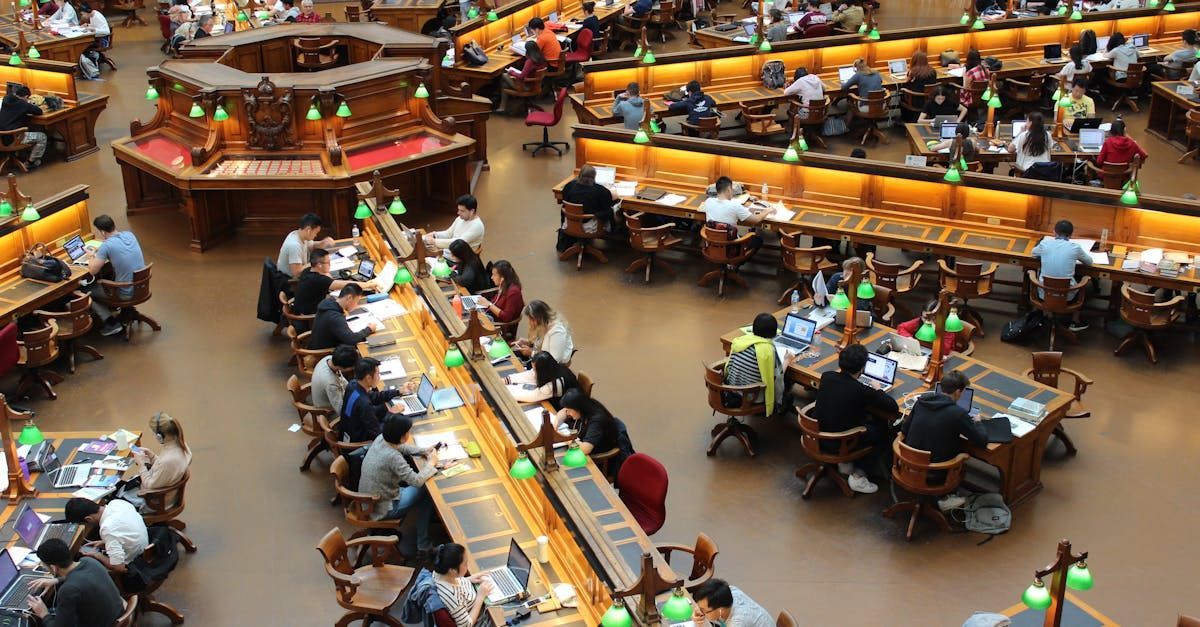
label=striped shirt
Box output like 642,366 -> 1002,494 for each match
435,576 -> 478,627
726,344 -> 768,387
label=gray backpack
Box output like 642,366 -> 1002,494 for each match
962,493 -> 1011,535
761,60 -> 786,89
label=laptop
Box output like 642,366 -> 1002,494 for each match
773,313 -> 816,352
930,114 -> 957,129
636,187 -> 667,201
1095,35 -> 1110,50
594,166 -> 616,187
1069,117 -> 1101,133
51,461 -> 92,489
887,59 -> 907,80
62,235 -> 88,265
350,259 -> 375,282
547,11 -> 557,22
935,383 -> 982,417
459,294 -> 489,311
1011,119 -> 1027,137
858,353 -> 897,391
714,22 -> 741,32
1042,43 -> 1063,63
482,539 -> 534,604
939,122 -> 958,140
13,504 -> 78,549
1078,128 -> 1105,152
510,33 -> 526,55
837,66 -> 856,83
393,374 -> 436,417
0,550 -> 42,611
888,333 -> 931,357
835,308 -> 872,328
741,22 -> 756,37
1131,33 -> 1150,49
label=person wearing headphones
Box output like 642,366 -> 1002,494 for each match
132,412 -> 192,493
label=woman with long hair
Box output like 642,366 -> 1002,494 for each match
448,239 -> 489,294
960,49 -> 989,109
515,300 -> 574,363
906,50 -> 938,95
479,260 -> 523,324
496,39 -> 547,114
430,543 -> 495,627
1007,111 -> 1052,172
553,389 -> 633,474
504,351 -> 579,408
133,412 -> 192,492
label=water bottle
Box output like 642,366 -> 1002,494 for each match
761,181 -> 769,196
351,224 -> 360,245
1100,228 -> 1109,252
790,290 -> 801,313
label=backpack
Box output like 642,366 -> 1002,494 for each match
20,244 -> 70,283
78,53 -> 100,80
961,493 -> 1010,535
1000,310 -> 1044,344
461,41 -> 488,66
761,60 -> 786,89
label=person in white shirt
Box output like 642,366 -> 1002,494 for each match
514,300 -> 574,363
78,4 -> 112,72
1007,111 -> 1053,173
700,176 -> 771,265
48,0 -> 79,25
65,498 -> 149,572
783,67 -> 824,107
424,194 -> 485,258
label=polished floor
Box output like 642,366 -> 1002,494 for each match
10,3 -> 1200,625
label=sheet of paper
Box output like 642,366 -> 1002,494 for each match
947,67 -> 965,78
346,313 -> 381,334
657,193 -> 687,206
288,423 -> 302,433
329,256 -> 354,272
998,413 -> 1035,438
8,547 -> 32,566
413,432 -> 468,461
363,298 -> 406,321
771,204 -> 796,221
338,246 -> 358,257
72,486 -> 115,501
522,407 -> 570,448
1121,258 -> 1140,270
378,357 -> 407,381
1088,251 -> 1110,265
887,351 -> 928,372
612,181 -> 637,197
1141,248 -> 1164,264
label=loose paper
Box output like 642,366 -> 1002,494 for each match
1088,251 -> 1110,265
656,193 -> 687,206
378,357 -> 407,381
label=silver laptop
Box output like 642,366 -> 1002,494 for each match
63,235 -> 89,265
1131,33 -> 1150,49
393,374 -> 435,417
939,122 -> 958,139
888,332 -> 931,356
13,503 -> 78,549
887,59 -> 907,79
483,539 -> 534,604
773,313 -> 817,352
547,11 -> 557,22
858,353 -> 898,391
836,308 -> 872,328
1096,35 -> 1110,50
1079,128 -> 1104,152
1012,119 -> 1027,137
459,295 -> 489,311
594,166 -> 616,187
0,550 -> 42,611
40,451 -> 91,489
837,66 -> 856,83
931,114 -> 958,129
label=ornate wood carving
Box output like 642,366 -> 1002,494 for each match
242,76 -> 297,150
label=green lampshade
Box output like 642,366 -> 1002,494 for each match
1051,87 -> 1062,101
1058,94 -> 1073,108
1164,0 -> 1176,10
782,145 -> 800,162
642,49 -> 656,64
600,599 -> 633,627
414,83 -> 430,99
306,103 -> 321,121
1066,562 -> 1094,591
1022,580 -> 1052,610
256,10 -> 269,20
467,6 -> 479,18
798,136 -> 808,151
237,10 -> 248,21
508,452 -> 537,479
633,45 -> 643,58
944,165 -> 962,183
336,102 -> 352,118
1147,0 -> 1159,6
759,38 -> 772,52
388,197 -> 407,215
188,102 -> 204,118
0,200 -> 12,217
27,46 -> 39,59
354,200 -> 372,219
432,258 -> 453,278
959,11 -> 970,24
661,589 -> 693,622
487,337 -> 511,359
987,94 -> 1002,108
18,0 -> 29,6
830,288 -> 850,310
649,118 -> 661,133
394,266 -> 413,285
944,308 -> 964,332
20,203 -> 39,221
1056,4 -> 1068,15
212,104 -> 229,121
145,85 -> 160,100
633,129 -> 650,144
1120,186 -> 1138,205
915,321 -> 937,342
981,88 -> 992,101
444,345 -> 465,367
748,33 -> 758,45
856,279 -> 875,300
8,53 -> 20,66
971,17 -> 984,30
1069,8 -> 1082,19
959,157 -> 968,170
867,27 -> 880,39
1195,48 -> 1200,59
485,9 -> 498,20
857,22 -> 867,34
562,442 -> 588,468
17,423 -> 43,446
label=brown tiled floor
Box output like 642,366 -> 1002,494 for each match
11,3 -> 1200,625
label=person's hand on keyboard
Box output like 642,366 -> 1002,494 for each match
477,578 -> 496,598
25,594 -> 47,619
27,579 -> 55,596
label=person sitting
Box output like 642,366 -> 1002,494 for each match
448,239 -> 491,294
917,85 -> 967,124
795,0 -> 828,31
514,300 -> 574,363
701,176 -> 770,265
783,67 -> 824,106
132,412 -> 192,494
928,120 -> 975,153
905,51 -> 939,96
825,257 -> 873,311
766,9 -> 788,42
294,249 -> 372,316
561,164 -> 615,235
812,344 -> 899,493
691,578 -> 774,627
1062,79 -> 1095,119
1153,28 -> 1199,78
577,1 -> 601,37
340,357 -> 416,443
725,313 -> 799,417
167,0 -> 191,33
842,58 -> 883,120
621,0 -> 653,24
902,370 -> 986,507
613,82 -> 645,130
427,543 -> 496,627
78,4 -> 111,53
85,214 -> 146,337
668,80 -> 718,127
278,213 -> 334,278
504,351 -> 579,407
25,538 -> 124,627
64,498 -> 148,575
312,345 -> 358,411
47,0 -> 79,25
830,0 -> 864,33
960,49 -> 990,111
1102,32 -> 1138,81
476,260 -> 524,326
311,284 -> 379,350
425,194 -> 485,258
553,389 -> 634,475
528,16 -> 562,65
296,0 -> 321,22
1007,111 -> 1052,174
276,0 -> 300,21
1093,0 -> 1139,9
193,13 -> 215,39
1093,119 -> 1147,169
358,417 -> 439,552
1031,219 -> 1091,331
0,85 -> 48,170
1053,45 -> 1092,92
896,298 -> 961,357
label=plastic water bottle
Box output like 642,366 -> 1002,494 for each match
351,224 -> 360,245
761,181 -> 769,196
790,290 -> 801,314
1100,228 -> 1109,252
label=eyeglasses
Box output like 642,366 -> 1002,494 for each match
693,606 -> 720,619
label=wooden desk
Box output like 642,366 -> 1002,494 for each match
0,184 -> 92,323
0,63 -> 108,162
904,122 -> 1094,172
0,17 -> 94,65
1147,80 -> 1200,150
369,0 -> 447,33
717,305 -> 1073,506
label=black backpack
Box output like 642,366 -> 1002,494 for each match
761,60 -> 786,89
1000,310 -> 1044,344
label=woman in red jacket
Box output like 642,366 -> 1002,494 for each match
896,298 -> 962,356
1094,120 -> 1148,168
495,39 -> 547,114
479,260 -> 524,325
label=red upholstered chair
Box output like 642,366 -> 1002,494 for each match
564,28 -> 594,64
616,453 -> 668,535
522,88 -> 571,157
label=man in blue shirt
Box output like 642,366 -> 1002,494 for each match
668,80 -> 718,126
1031,219 -> 1092,331
86,215 -> 147,336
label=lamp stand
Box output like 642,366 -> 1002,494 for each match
0,395 -> 37,503
447,308 -> 500,361
612,552 -> 683,624
923,289 -> 956,386
981,75 -> 999,139
395,228 -> 431,278
1052,102 -> 1067,139
356,169 -> 402,215
515,410 -> 575,473
1034,539 -> 1088,627
837,260 -> 864,349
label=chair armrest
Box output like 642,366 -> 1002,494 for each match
654,542 -> 697,563
639,223 -> 677,234
346,535 -> 404,567
1059,366 -> 1094,389
1005,77 -> 1031,89
935,259 -> 954,276
730,231 -> 756,245
820,425 -> 868,440
1025,270 -> 1045,290
1072,275 -> 1092,292
925,452 -> 970,470
848,92 -> 867,104
896,259 -> 924,276
718,380 -> 766,394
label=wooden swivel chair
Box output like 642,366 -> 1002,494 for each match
698,226 -> 754,297
319,414 -> 372,460
624,211 -> 681,283
1025,351 -> 1093,457
654,532 -> 717,592
1001,73 -> 1046,117
1104,63 -> 1146,113
317,527 -> 417,627
112,0 -> 146,26
590,27 -> 610,56
617,453 -> 668,535
614,15 -> 649,51
681,115 -> 721,139
883,434 -> 968,540
294,37 -> 340,70
1178,109 -> 1200,163
1083,158 -> 1135,190
648,0 -> 678,42
1026,270 -> 1090,350
289,374 -> 336,471
291,331 -> 333,378
281,295 -> 314,334
848,89 -> 891,145
116,528 -> 185,625
704,359 -> 765,457
791,96 -> 829,149
345,5 -> 361,20
898,84 -> 937,122
141,470 -> 198,553
1114,284 -> 1184,364
937,259 -> 997,335
776,231 -> 836,305
15,319 -> 61,401
115,596 -> 139,627
33,291 -> 103,373
777,611 -> 798,627
865,252 -> 922,319
739,101 -> 786,142
0,128 -> 33,173
558,201 -> 609,270
794,402 -> 872,499
1178,615 -> 1200,627
576,370 -> 594,396
865,283 -> 897,325
501,67 -> 547,116
95,264 -> 162,342
331,455 -> 405,541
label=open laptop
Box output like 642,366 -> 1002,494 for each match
858,352 -> 897,391
939,122 -> 958,140
1131,33 -> 1150,50
930,114 -> 958,129
1042,43 -> 1063,63
1096,35 -> 1110,50
837,66 -> 856,84
887,59 -> 907,80
741,22 -> 756,37
62,235 -> 89,265
1078,128 -> 1105,152
1069,117 -> 1101,133
0,550 -> 42,611
510,33 -> 527,55
835,307 -> 872,328
547,11 -> 557,22
393,374 -> 436,416
482,539 -> 534,604
594,166 -> 616,187
1011,119 -> 1027,137
349,259 -> 375,282
13,504 -> 78,549
935,383 -> 982,418
888,333 -> 931,357
773,313 -> 816,352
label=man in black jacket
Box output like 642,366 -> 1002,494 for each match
667,81 -> 718,126
813,343 -> 899,494
340,358 -> 415,443
0,85 -> 48,169
310,284 -> 378,350
294,249 -> 372,317
26,538 -> 124,627
903,369 -> 986,510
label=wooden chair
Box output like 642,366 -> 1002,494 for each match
15,319 -> 61,401
281,295 -> 314,334
680,115 -> 720,139
776,231 -> 836,305
1178,109 -> 1200,163
116,531 -> 185,625
937,260 -> 997,335
848,89 -> 891,145
1026,270 -> 1090,351
739,101 -> 786,142
115,595 -> 139,627
294,37 -> 340,70
648,0 -> 678,41
291,330 -> 333,378
865,283 -> 897,325
317,527 -> 416,627
141,470 -> 198,553
591,27 -> 610,56
557,201 -> 609,270
898,84 -> 937,122
33,291 -> 103,373
318,414 -> 371,458
865,252 -> 922,319
654,532 -> 717,592
289,374 -> 336,471
1104,62 -> 1146,113
614,15 -> 649,51
791,96 -> 829,149
111,0 -> 146,26
345,5 -> 361,21
704,359 -> 765,457
0,128 -> 33,173
952,320 -> 978,356
1083,159 -> 1134,190
1001,73 -> 1045,117
698,226 -> 753,297
592,446 -> 622,482
794,402 -> 872,499
625,211 -> 681,283
1025,351 -> 1093,457
1178,615 -> 1200,627
576,370 -> 594,396
95,264 -> 162,342
1114,284 -> 1184,364
542,53 -> 569,93
777,611 -> 797,627
883,434 -> 968,540
502,66 -> 547,116
331,455 -> 404,540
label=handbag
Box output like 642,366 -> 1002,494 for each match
462,41 -> 488,66
20,244 -> 70,283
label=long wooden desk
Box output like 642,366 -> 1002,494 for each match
1147,80 -> 1200,149
1000,592 -> 1119,626
717,305 -> 1073,506
369,0 -> 448,33
0,183 -> 93,323
0,62 -> 107,162
0,16 -> 94,65
905,123 -> 1097,172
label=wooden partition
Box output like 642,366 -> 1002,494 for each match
0,183 -> 92,321
0,61 -> 107,161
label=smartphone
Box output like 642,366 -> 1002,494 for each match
521,596 -> 548,610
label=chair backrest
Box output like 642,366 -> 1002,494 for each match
36,291 -> 93,339
0,128 -> 31,152
1036,275 -> 1079,311
101,263 -> 154,307
779,231 -> 832,273
1028,350 -> 1064,389
345,5 -> 360,21
1119,284 -> 1182,329
561,201 -> 596,238
777,611 -> 797,627
317,527 -> 357,603
653,0 -> 675,23
699,226 -> 749,265
1186,109 -> 1200,141
858,89 -> 890,116
794,96 -> 829,124
1095,161 -> 1132,189
0,323 -> 18,377
18,319 -> 58,366
142,469 -> 189,519
941,260 -> 993,299
802,22 -> 831,37
519,67 -> 547,91
616,452 -> 668,535
891,435 -> 967,494
549,87 -> 569,123
1122,62 -> 1146,85
330,454 -> 377,522
797,406 -> 863,461
574,26 -> 594,57
685,532 -> 718,582
703,360 -> 763,416
1013,73 -> 1046,96
577,370 -> 594,396
866,253 -> 920,291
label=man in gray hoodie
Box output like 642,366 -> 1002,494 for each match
613,82 -> 645,130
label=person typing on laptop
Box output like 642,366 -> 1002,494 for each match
64,498 -> 148,576
310,284 -> 379,351
25,538 -> 123,627
896,298 -> 962,357
813,344 -> 899,493
358,417 -> 439,554
701,176 -> 771,266
293,249 -> 374,317
901,370 -> 987,510
341,357 -> 417,443
691,578 -> 774,627
85,214 -> 147,337
504,351 -> 580,409
725,314 -> 800,417
1093,119 -> 1147,170
1032,219 -> 1092,332
1062,79 -> 1095,119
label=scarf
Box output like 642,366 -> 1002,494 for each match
726,334 -> 776,413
